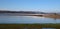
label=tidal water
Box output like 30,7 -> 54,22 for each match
0,14 -> 58,29
0,16 -> 60,24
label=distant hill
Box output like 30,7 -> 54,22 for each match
0,10 -> 46,14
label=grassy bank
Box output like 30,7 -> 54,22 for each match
0,24 -> 60,29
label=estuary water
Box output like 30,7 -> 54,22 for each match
0,14 -> 58,29
0,16 -> 60,24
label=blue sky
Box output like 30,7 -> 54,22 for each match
0,0 -> 60,12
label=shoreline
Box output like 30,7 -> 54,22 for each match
0,13 -> 60,19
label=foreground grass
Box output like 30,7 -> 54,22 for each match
0,24 -> 60,29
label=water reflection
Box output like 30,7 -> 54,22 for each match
0,16 -> 60,29
0,16 -> 60,23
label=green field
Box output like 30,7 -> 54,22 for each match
0,24 -> 60,29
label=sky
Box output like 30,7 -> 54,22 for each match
0,0 -> 60,13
